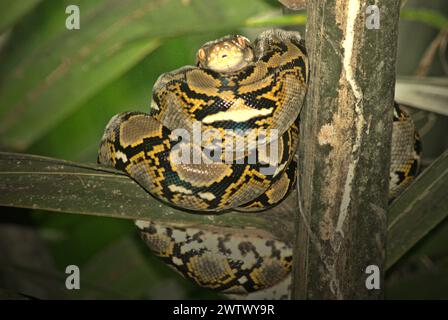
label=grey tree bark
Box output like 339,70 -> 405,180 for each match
293,1 -> 401,299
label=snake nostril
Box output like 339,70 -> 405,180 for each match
222,54 -> 227,58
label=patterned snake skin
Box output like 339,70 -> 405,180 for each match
98,29 -> 421,299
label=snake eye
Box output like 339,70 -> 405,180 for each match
236,35 -> 249,48
197,48 -> 206,61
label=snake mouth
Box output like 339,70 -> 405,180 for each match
196,35 -> 254,73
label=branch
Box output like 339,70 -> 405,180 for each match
293,1 -> 401,299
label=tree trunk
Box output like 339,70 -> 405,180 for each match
292,0 -> 401,299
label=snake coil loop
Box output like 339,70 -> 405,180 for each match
98,29 -> 421,298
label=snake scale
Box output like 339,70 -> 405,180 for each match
98,29 -> 421,299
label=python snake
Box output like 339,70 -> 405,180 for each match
98,29 -> 421,299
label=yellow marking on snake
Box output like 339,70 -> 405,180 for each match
202,106 -> 273,124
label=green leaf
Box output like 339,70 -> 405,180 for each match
0,0 -> 110,74
0,0 -> 41,33
0,0 -> 271,151
387,149 -> 448,269
0,152 -> 287,241
395,77 -> 448,116
245,12 -> 306,28
400,9 -> 448,30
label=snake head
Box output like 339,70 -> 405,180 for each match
196,35 -> 254,73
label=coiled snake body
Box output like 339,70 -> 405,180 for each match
98,29 -> 421,298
